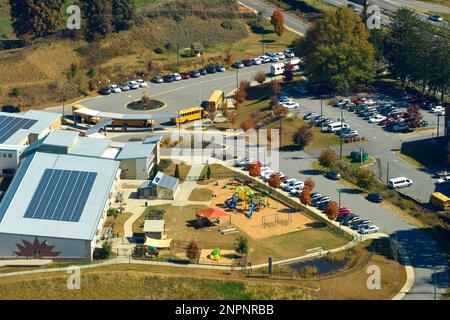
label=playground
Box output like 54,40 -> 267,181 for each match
206,179 -> 314,240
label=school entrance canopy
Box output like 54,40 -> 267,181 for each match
196,207 -> 231,225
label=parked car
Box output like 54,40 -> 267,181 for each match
367,193 -> 383,203
359,225 -> 379,234
235,157 -> 254,167
369,114 -> 387,124
284,49 -> 295,58
313,196 -> 332,207
343,216 -> 361,226
216,64 -> 226,72
303,112 -> 320,120
251,58 -> 262,65
163,74 -> 175,82
334,98 -> 350,108
429,15 -> 443,22
431,106 -> 444,114
259,55 -> 272,63
282,101 -> 299,109
136,79 -> 148,87
337,213 -> 356,223
199,68 -> 208,75
180,72 -> 190,80
352,220 -> 372,230
108,85 -> 121,93
119,83 -> 130,91
325,171 -> 341,180
1,105 -> 20,113
152,76 -> 164,83
436,176 -> 450,185
434,170 -> 449,178
276,52 -> 285,59
98,87 -> 112,95
128,81 -> 140,89
388,177 -> 413,189
189,70 -> 201,78
342,130 -> 359,138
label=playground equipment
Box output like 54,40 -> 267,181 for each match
229,193 -> 238,209
211,248 -> 221,261
262,212 -> 293,228
145,246 -> 160,259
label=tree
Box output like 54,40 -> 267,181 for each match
81,0 -> 114,41
304,177 -> 315,192
86,67 -> 96,79
355,168 -> 375,189
235,235 -> 249,254
254,72 -> 266,84
174,164 -> 180,179
270,9 -> 285,36
96,241 -> 112,259
318,148 -> 337,169
272,102 -> 288,119
325,201 -> 339,220
228,111 -> 238,124
224,48 -> 234,67
299,187 -> 312,205
296,7 -> 375,92
292,126 -> 314,150
186,240 -> 201,260
241,118 -> 256,131
269,82 -> 281,96
112,0 -> 135,31
206,166 -> 212,180
283,62 -> 294,84
268,174 -> 281,188
9,0 -> 64,39
235,80 -> 250,105
406,105 -> 423,128
248,163 -> 261,177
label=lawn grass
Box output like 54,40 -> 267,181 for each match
160,160 -> 191,181
188,188 -> 214,201
264,117 -> 340,150
248,227 -> 349,263
342,155 -> 375,170
394,151 -> 423,168
199,164 -> 236,181
104,212 -> 133,237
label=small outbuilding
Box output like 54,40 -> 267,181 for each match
139,171 -> 180,200
143,220 -> 165,240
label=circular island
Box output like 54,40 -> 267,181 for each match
126,93 -> 165,111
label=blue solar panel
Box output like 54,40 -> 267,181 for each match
24,169 -> 97,222
0,115 -> 37,143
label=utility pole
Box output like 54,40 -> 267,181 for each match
434,267 -> 437,300
320,96 -> 323,116
437,114 -> 441,138
261,32 -> 264,56
236,68 -> 239,90
386,162 -> 390,186
339,106 -> 344,160
360,147 -> 364,167
176,42 -> 179,68
61,77 -> 65,120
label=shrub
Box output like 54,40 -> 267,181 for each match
318,148 -> 337,169
325,201 -> 339,220
254,71 -> 266,84
299,187 -> 311,205
355,168 -> 375,190
154,47 -> 165,54
292,126 -> 314,150
186,240 -> 201,260
248,163 -> 261,177
221,20 -> 233,30
235,235 -> 249,254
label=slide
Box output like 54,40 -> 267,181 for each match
230,194 -> 238,209
246,203 -> 256,218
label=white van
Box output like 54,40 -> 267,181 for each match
324,122 -> 349,133
271,62 -> 285,76
388,177 -> 413,189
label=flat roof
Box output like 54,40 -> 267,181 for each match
0,152 -> 119,240
42,130 -> 78,148
0,111 -> 60,145
143,220 -> 165,233
116,141 -> 156,160
70,137 -> 112,158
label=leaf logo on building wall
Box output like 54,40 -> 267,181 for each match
14,237 -> 61,257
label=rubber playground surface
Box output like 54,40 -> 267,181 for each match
207,180 -> 314,240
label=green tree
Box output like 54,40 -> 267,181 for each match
297,7 -> 375,92
206,166 -> 212,180
112,0 -> 135,31
9,0 -> 64,39
96,241 -> 112,259
87,67 -> 96,79
292,126 -> 314,150
355,168 -> 375,189
174,164 -> 180,179
81,0 -> 114,41
235,235 -> 249,254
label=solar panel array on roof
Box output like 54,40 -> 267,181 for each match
0,115 -> 37,143
24,168 -> 97,222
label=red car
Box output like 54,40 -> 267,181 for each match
181,72 -> 190,80
242,59 -> 253,67
352,97 -> 366,104
338,207 -> 351,215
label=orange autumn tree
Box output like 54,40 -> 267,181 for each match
325,201 -> 339,220
270,9 -> 285,36
248,162 -> 261,177
268,173 -> 281,188
304,177 -> 315,192
299,187 -> 311,205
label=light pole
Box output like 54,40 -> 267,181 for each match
236,68 -> 239,91
386,162 -> 390,186
339,106 -> 344,160
437,113 -> 441,138
320,96 -> 323,117
360,147 -> 364,167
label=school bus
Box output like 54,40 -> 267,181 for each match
207,90 -> 224,112
430,192 -> 450,210
171,106 -> 207,124
73,105 -> 102,124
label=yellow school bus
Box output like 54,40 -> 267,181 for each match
72,105 -> 102,124
73,105 -> 154,127
171,106 -> 207,124
207,90 -> 224,111
430,192 -> 450,210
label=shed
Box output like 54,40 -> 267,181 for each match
139,171 -> 180,200
143,220 -> 165,240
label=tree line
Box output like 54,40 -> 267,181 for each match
295,6 -> 449,101
9,0 -> 135,42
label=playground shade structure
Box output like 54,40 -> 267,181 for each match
144,237 -> 173,248
197,207 -> 231,220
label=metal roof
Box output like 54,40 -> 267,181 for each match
86,119 -> 113,136
116,141 -> 156,160
0,111 -> 60,145
143,220 -> 165,233
151,171 -> 179,190
42,130 -> 78,148
69,137 -> 112,158
0,152 -> 119,240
